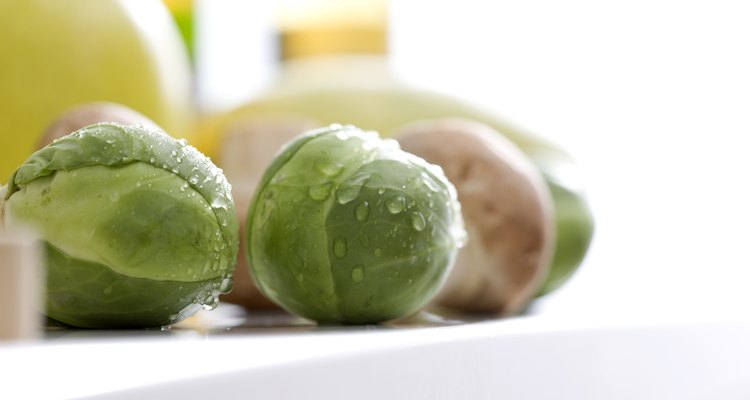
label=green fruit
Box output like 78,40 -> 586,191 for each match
246,124 -> 466,324
1,123 -> 238,328
0,0 -> 193,181
536,179 -> 595,296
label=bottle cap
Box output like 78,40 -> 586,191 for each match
276,0 -> 388,60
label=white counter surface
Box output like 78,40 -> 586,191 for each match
3,305 -> 750,400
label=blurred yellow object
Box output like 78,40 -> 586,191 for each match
0,0 -> 193,181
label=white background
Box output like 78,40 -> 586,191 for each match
390,0 -> 750,323
197,0 -> 750,324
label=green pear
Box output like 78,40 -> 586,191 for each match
0,0 -> 194,181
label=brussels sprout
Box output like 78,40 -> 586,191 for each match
246,124 -> 466,324
1,123 -> 238,328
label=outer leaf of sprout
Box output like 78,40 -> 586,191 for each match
3,123 -> 238,328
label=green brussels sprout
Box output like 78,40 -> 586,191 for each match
246,124 -> 466,324
1,123 -> 238,328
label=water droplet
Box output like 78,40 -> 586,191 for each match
309,182 -> 332,201
219,276 -> 234,293
189,174 -> 200,185
410,212 -> 426,231
333,237 -> 347,258
407,176 -> 423,189
377,188 -> 386,195
180,182 -> 189,192
211,195 -> 229,210
336,130 -> 351,140
171,150 -> 179,157
386,195 -> 406,214
374,248 -> 382,257
202,294 -> 219,310
355,201 -> 370,222
453,225 -> 469,248
317,161 -> 344,177
178,138 -> 188,147
351,266 -> 364,282
336,174 -> 369,204
422,173 -> 441,192
336,186 -> 357,204
361,141 -> 375,151
271,173 -> 285,184
176,157 -> 182,163
382,138 -> 401,151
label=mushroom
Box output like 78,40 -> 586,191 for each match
395,118 -> 555,315
38,102 -> 160,147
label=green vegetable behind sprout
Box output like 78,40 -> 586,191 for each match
246,124 -> 466,324
0,123 -> 238,328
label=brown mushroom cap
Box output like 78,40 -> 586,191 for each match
38,102 -> 160,148
395,118 -> 555,315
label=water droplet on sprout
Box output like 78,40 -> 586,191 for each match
410,212 -> 426,231
336,174 -> 369,204
309,182 -> 333,201
355,201 -> 370,222
333,237 -> 347,258
317,161 -> 344,177
386,195 -> 406,214
351,266 -> 364,282
422,173 -> 441,192
219,276 -> 234,293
